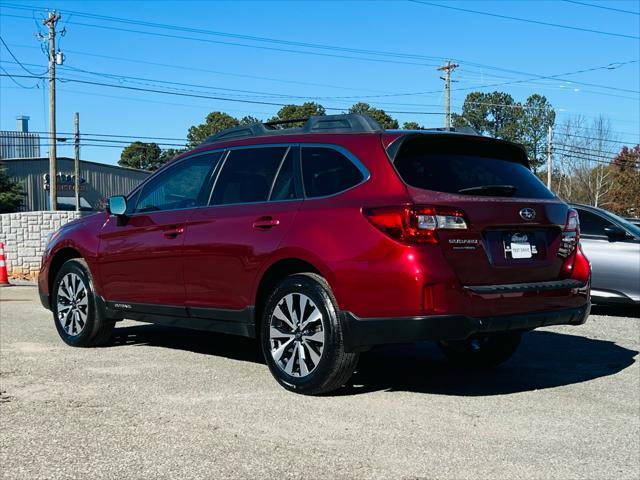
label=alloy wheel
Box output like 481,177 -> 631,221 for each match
56,273 -> 89,336
269,293 -> 325,377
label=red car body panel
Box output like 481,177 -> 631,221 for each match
38,128 -> 590,342
183,199 -> 303,310
96,210 -> 189,306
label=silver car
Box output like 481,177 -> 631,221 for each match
571,204 -> 640,306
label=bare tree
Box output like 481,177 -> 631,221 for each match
553,115 -> 618,207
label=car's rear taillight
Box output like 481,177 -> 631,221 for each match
558,208 -> 580,258
363,205 -> 467,245
559,208 -> 590,282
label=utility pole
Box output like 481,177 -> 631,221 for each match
437,60 -> 459,129
546,125 -> 553,191
44,11 -> 61,211
74,112 -> 80,212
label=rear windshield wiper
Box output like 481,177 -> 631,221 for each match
457,185 -> 517,196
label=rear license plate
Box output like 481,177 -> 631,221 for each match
503,232 -> 537,259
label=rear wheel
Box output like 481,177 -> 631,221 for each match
439,332 -> 522,368
261,273 -> 358,395
52,259 -> 114,347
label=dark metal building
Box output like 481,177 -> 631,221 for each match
0,116 -> 41,159
2,156 -> 149,211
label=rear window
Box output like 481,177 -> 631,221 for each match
392,136 -> 554,199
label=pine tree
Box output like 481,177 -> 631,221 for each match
0,163 -> 24,213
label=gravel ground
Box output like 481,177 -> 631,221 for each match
1,285 -> 638,480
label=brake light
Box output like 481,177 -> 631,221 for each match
558,208 -> 580,258
363,205 -> 467,245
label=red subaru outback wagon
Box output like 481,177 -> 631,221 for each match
39,114 -> 591,394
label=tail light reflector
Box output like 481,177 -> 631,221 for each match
363,205 -> 468,245
558,209 -> 580,258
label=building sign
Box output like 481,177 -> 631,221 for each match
43,173 -> 87,192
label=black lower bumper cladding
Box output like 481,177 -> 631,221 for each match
341,303 -> 590,352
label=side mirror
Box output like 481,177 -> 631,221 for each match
108,196 -> 127,216
604,225 -> 627,242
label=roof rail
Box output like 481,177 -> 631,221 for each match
202,114 -> 382,144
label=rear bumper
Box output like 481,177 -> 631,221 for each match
341,303 -> 590,352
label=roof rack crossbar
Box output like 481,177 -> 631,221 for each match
422,126 -> 479,135
264,117 -> 308,127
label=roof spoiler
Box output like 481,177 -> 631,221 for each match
386,132 -> 530,168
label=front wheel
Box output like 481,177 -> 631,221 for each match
52,259 -> 114,347
261,273 -> 358,395
438,332 -> 522,368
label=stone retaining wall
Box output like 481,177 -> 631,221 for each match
0,211 -> 84,279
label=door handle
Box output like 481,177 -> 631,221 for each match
163,226 -> 185,239
253,217 -> 280,230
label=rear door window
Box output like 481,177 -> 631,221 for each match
211,147 -> 287,205
302,146 -> 364,198
393,136 -> 554,199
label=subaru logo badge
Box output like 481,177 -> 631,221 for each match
519,208 -> 536,221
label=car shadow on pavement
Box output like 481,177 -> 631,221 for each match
110,324 -> 264,364
341,330 -> 638,396
590,304 -> 640,319
109,324 -> 637,397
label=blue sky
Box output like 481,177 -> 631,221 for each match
1,0 -> 639,164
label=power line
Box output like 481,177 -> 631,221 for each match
4,68 -> 637,140
4,66 -> 631,118
0,65 -> 39,88
4,70 -> 637,140
0,142 -> 169,149
0,73 -> 447,115
23,130 -> 187,142
0,12 -> 437,68
4,42 -> 396,95
553,143 -> 621,156
55,64 -> 639,125
58,64 -> 304,100
454,68 -> 639,100
561,0 -> 640,16
409,1 -> 640,40
553,147 -> 618,163
554,132 -> 640,145
446,61 -> 640,96
0,3 -> 446,63
6,55 -> 637,105
11,132 -> 638,150
2,5 -> 638,96
0,35 -> 46,76
552,152 -> 614,166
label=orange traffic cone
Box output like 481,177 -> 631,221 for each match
0,242 -> 11,287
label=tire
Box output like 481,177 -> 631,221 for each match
52,258 -> 114,347
438,332 -> 522,369
261,273 -> 358,395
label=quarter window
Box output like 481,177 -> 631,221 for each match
211,147 -> 287,205
302,147 -> 364,198
135,153 -> 218,213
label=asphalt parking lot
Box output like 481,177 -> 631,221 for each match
1,285 -> 638,480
